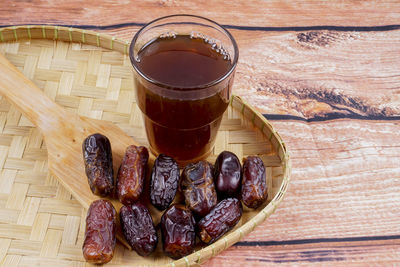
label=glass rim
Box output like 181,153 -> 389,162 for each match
129,14 -> 239,91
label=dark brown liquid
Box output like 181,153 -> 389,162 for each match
134,35 -> 234,163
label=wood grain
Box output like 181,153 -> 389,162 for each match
234,30 -> 400,120
1,0 -> 400,27
0,0 -> 399,266
202,118 -> 400,265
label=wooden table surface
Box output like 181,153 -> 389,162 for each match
1,1 -> 399,266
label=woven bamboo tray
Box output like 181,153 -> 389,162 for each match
0,25 -> 290,267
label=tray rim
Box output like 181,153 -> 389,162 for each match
0,25 -> 291,267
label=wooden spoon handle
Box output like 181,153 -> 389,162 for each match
0,53 -> 66,132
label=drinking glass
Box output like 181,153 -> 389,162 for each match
129,14 -> 238,165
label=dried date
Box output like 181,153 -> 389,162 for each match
241,156 -> 268,209
83,199 -> 116,264
161,204 -> 196,259
120,203 -> 158,256
82,133 -> 114,196
198,198 -> 242,244
214,151 -> 242,198
180,161 -> 217,219
150,154 -> 179,210
117,145 -> 149,205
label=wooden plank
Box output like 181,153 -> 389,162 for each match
181,117 -> 400,264
207,119 -> 400,265
232,30 -> 400,119
208,241 -> 400,265
0,1 -> 399,27
231,120 -> 400,241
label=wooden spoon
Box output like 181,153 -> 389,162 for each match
0,53 -> 138,249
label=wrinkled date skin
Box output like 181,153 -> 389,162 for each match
150,154 -> 179,210
83,199 -> 117,264
161,204 -> 196,259
214,151 -> 242,198
198,198 -> 242,244
120,203 -> 158,256
241,156 -> 268,209
180,161 -> 217,219
117,145 -> 149,205
82,133 -> 114,196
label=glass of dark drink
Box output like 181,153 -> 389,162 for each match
129,14 -> 238,165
